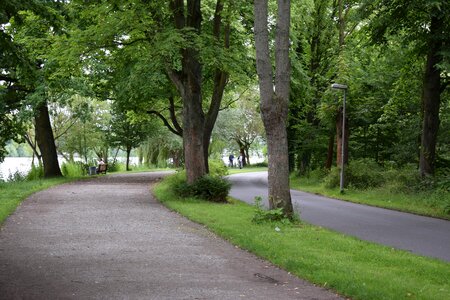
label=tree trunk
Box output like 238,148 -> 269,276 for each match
182,86 -> 206,183
35,101 -> 62,178
325,129 -> 334,169
419,15 -> 442,177
254,0 -> 293,217
244,147 -> 250,166
126,145 -> 132,171
183,0 -> 205,183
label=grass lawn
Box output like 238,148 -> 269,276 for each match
290,176 -> 450,220
0,177 -> 81,225
228,167 -> 449,219
154,177 -> 450,300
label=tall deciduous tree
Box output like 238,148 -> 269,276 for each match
2,7 -> 63,177
361,0 -> 450,176
254,0 -> 293,216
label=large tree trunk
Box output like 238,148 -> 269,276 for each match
169,0 -> 230,183
419,15 -> 442,177
35,101 -> 62,178
254,0 -> 293,217
169,0 -> 206,184
126,145 -> 132,171
183,80 -> 206,183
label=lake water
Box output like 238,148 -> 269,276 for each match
0,157 -> 140,181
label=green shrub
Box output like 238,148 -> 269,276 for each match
25,165 -> 43,181
8,170 -> 27,182
253,161 -> 268,167
61,161 -> 86,177
323,167 -> 340,188
324,159 -> 385,190
170,171 -> 231,202
346,158 -> 385,189
307,168 -> 329,180
188,175 -> 231,202
252,196 -> 286,224
209,159 -> 228,177
107,162 -> 125,172
435,168 -> 450,192
384,164 -> 420,193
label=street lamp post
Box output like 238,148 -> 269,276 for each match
331,83 -> 347,193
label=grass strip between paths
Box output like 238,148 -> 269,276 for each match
154,177 -> 450,300
290,176 -> 450,220
0,177 -> 80,225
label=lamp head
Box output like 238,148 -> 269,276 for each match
331,83 -> 348,90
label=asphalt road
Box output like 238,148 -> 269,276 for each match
228,171 -> 450,262
0,172 -> 340,299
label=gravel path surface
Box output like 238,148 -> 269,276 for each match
0,172 -> 341,299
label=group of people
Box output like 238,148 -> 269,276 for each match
228,154 -> 243,169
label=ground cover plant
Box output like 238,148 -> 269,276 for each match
154,174 -> 450,300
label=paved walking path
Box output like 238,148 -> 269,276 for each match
228,171 -> 450,262
0,172 -> 340,300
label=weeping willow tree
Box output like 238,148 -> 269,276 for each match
137,126 -> 183,169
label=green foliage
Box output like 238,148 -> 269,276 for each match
61,161 -> 86,177
188,175 -> 231,203
324,159 -> 385,189
6,170 -> 27,183
107,162 -> 126,173
323,167 -> 340,189
208,159 -> 228,177
252,196 -> 288,224
252,161 -> 268,168
25,164 -> 43,181
154,180 -> 450,300
169,172 -> 231,203
346,159 -> 385,189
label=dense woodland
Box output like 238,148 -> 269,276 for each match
1,1 -> 449,213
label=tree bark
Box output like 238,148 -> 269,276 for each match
419,15 -> 442,177
169,0 -> 206,184
254,0 -> 293,216
126,145 -> 132,171
35,101 -> 62,178
325,129 -> 334,170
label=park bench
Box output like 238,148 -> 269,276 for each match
97,163 -> 108,174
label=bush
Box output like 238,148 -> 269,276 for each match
323,159 -> 385,189
252,196 -> 286,224
346,159 -> 385,189
189,175 -> 231,202
107,162 -> 125,172
209,159 -> 229,177
26,165 -> 43,181
384,164 -> 420,193
170,171 -> 231,202
61,161 -> 86,177
8,170 -> 27,182
252,161 -> 268,167
323,167 -> 340,189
